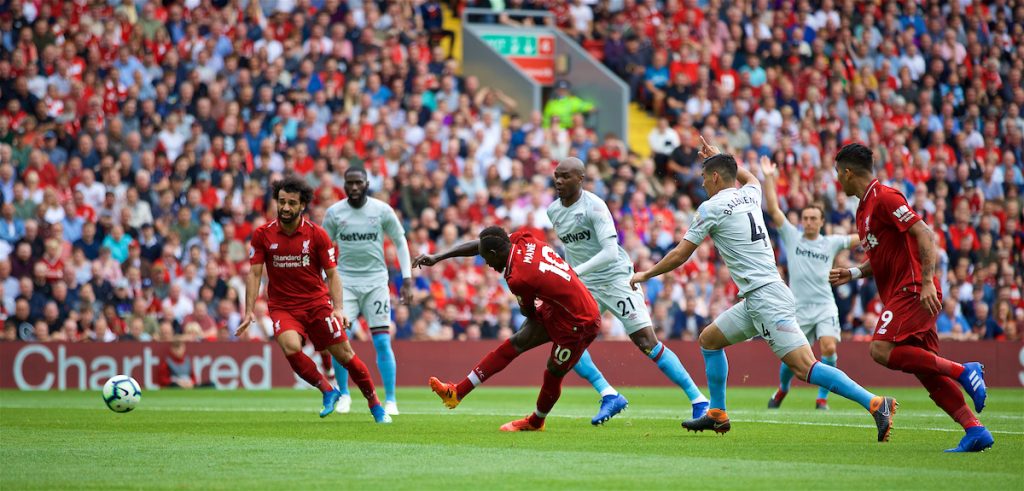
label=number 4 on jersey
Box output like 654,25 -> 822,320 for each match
747,212 -> 767,246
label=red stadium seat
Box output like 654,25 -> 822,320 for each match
583,39 -> 604,61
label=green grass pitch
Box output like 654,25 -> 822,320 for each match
2,387 -> 1022,490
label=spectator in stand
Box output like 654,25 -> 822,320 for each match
937,298 -> 971,340
543,80 -> 594,129
0,0 -> 1017,345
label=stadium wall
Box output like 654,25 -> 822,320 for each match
2,341 -> 1022,390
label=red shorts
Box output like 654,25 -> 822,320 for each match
537,304 -> 599,370
270,304 -> 348,352
872,292 -> 940,353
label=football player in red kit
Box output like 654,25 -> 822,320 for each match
235,176 -> 390,423
830,143 -> 992,452
414,226 -> 602,431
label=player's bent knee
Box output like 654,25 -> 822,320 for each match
546,362 -> 570,378
629,327 -> 659,354
509,330 -> 534,353
330,342 -> 356,364
781,346 -> 816,381
788,361 -> 813,381
697,325 -> 728,350
511,320 -> 548,352
819,338 -> 835,356
869,342 -> 891,366
275,332 -> 303,356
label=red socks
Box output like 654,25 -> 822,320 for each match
887,345 -> 965,378
286,352 -> 334,393
456,340 -> 521,399
320,351 -> 333,374
529,369 -> 565,427
340,355 -> 381,408
887,346 -> 979,430
916,374 -> 981,429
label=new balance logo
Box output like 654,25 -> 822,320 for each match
892,205 -> 914,223
270,243 -> 279,250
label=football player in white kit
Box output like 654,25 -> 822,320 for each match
549,157 -> 709,420
760,157 -> 859,410
630,139 -> 896,441
322,167 -> 412,415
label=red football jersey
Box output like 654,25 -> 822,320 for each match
503,230 -> 601,330
249,217 -> 337,311
856,180 -> 940,303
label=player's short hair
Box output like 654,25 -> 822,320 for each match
272,175 -> 313,205
479,226 -> 511,252
702,153 -> 738,182
800,204 -> 825,220
344,166 -> 367,179
835,143 -> 874,175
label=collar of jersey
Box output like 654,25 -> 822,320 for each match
864,179 -> 880,198
274,217 -> 307,236
503,243 -> 517,278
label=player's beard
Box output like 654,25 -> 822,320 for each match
278,209 -> 298,225
348,190 -> 365,206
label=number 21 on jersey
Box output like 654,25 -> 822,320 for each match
538,246 -> 571,281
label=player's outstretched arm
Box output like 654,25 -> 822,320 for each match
829,260 -> 872,286
413,240 -> 480,268
236,263 -> 264,337
909,221 -> 941,315
759,156 -> 786,227
630,238 -> 699,289
846,234 -> 861,249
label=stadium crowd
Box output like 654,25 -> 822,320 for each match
0,0 -> 1021,345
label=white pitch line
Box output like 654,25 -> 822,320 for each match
4,403 -> 1023,435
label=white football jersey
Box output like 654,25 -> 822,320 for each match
683,184 -> 781,296
777,220 -> 850,309
322,197 -> 405,284
547,190 -> 632,285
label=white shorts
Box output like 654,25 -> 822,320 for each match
588,278 -> 652,335
714,282 -> 808,358
797,306 -> 842,343
342,283 -> 392,331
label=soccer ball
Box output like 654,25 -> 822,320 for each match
102,375 -> 142,413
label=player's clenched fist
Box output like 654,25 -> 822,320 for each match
829,268 -> 852,286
